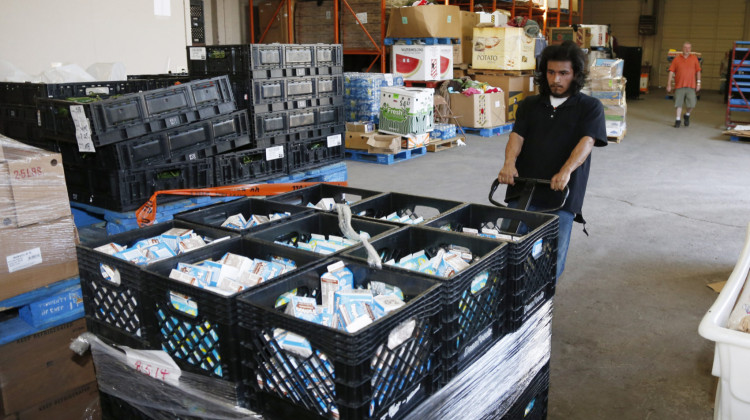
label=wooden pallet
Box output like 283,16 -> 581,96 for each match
467,68 -> 535,77
345,147 -> 427,165
427,136 -> 465,152
403,80 -> 445,89
607,130 -> 627,143
461,123 -> 514,137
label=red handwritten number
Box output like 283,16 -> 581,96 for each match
12,167 -> 43,180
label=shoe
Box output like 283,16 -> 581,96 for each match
684,114 -> 690,127
674,120 -> 681,128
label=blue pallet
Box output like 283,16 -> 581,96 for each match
268,162 -> 348,183
384,37 -> 459,46
345,146 -> 426,165
461,123 -> 514,137
71,195 -> 241,236
730,136 -> 750,142
0,277 -> 84,346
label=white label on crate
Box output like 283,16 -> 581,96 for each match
494,100 -> 501,108
85,87 -> 111,96
326,10 -> 332,19
69,105 -> 95,153
266,145 -> 284,160
190,47 -> 207,60
124,347 -> 182,387
297,100 -> 306,108
356,12 -> 368,24
7,247 -> 42,273
532,238 -> 543,259
36,110 -> 41,127
327,134 -> 342,147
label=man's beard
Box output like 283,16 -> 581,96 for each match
550,87 -> 570,98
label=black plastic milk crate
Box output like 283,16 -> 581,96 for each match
187,44 -> 285,76
143,237 -> 321,381
251,77 -> 318,105
251,95 -> 344,115
247,212 -> 397,257
499,362 -> 550,420
315,44 -> 344,67
76,220 -> 236,346
342,226 -> 509,382
348,192 -> 465,227
38,76 -> 236,147
174,197 -> 312,234
249,65 -> 344,79
64,158 -> 215,212
287,134 -> 345,173
0,118 -> 42,143
57,109 -> 251,170
236,257 -> 442,420
0,80 -> 137,106
213,145 -> 289,186
425,203 -> 559,334
266,183 -> 382,212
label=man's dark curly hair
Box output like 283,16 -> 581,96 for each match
535,40 -> 587,96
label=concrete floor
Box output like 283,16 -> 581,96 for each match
345,89 -> 750,419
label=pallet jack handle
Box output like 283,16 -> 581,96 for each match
489,177 -> 569,234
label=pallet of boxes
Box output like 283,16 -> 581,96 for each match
586,58 -> 626,142
0,135 -> 99,420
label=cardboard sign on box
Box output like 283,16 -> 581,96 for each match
472,27 -> 535,70
0,216 -> 79,302
0,135 -> 71,230
0,319 -> 96,416
392,44 -> 452,81
450,92 -> 505,128
386,5 -> 461,39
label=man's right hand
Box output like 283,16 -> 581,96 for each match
666,85 -> 672,93
498,164 -> 518,185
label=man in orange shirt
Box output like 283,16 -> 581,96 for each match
667,41 -> 702,128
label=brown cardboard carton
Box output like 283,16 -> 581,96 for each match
460,11 -> 480,64
0,320 -> 96,415
0,135 -> 71,230
346,121 -> 375,133
295,0 -> 335,43
346,132 -> 375,150
449,92 -> 505,128
341,1 -> 387,50
257,0 -> 290,43
472,27 -> 535,70
14,382 -> 100,420
453,44 -> 463,65
386,5 -> 461,39
367,135 -> 402,154
0,215 -> 79,301
472,74 -> 526,121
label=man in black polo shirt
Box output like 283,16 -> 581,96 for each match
498,41 -> 607,279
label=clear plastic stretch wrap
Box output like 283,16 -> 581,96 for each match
0,134 -> 78,301
71,332 -> 261,420
406,300 -> 553,420
344,72 -> 404,123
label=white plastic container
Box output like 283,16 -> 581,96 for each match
699,223 -> 750,420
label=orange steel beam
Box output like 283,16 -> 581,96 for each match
287,0 -> 293,42
249,0 -> 255,43
335,0 -> 340,43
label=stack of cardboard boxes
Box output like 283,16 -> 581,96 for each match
586,58 -> 626,140
0,134 -> 98,419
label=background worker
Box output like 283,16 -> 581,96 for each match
667,41 -> 702,127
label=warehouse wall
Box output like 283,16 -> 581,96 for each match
0,0 -> 192,77
585,0 -> 748,91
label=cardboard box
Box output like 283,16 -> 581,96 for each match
591,88 -> 626,106
476,10 -> 509,27
454,68 -> 467,78
256,0 -> 290,43
472,27 -> 536,71
346,121 -> 375,133
379,87 -> 434,135
0,135 -> 71,230
294,0 -> 335,44
341,1 -> 386,50
0,319 -> 96,415
590,58 -> 624,79
471,73 -> 527,121
345,132 -> 375,150
606,120 -> 626,138
449,92 -> 505,128
392,45 -> 452,81
386,5 -> 461,39
0,216 -> 79,302
453,44 -> 463,65
581,24 -> 609,47
603,103 -> 627,121
402,133 -> 430,149
460,11 -> 480,65
367,135 -> 402,154
587,77 -> 626,91
548,0 -> 579,12
548,26 -> 591,49
13,382 -> 99,420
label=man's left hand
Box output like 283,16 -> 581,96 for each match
550,171 -> 570,191
696,84 -> 701,93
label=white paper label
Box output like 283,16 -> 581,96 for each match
154,0 -> 171,16
532,239 -> 543,259
7,247 -> 42,273
327,134 -> 342,147
326,11 -> 332,19
356,12 -> 368,24
189,47 -> 207,60
495,100 -> 501,108
36,110 -> 41,127
70,105 -> 95,152
384,74 -> 394,86
266,145 -> 284,160
529,77 -> 535,92
124,347 -> 182,387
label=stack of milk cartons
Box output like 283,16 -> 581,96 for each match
344,73 -> 404,124
586,58 -> 626,139
378,86 -> 434,149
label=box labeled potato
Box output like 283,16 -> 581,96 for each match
472,27 -> 535,70
450,92 -> 505,128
